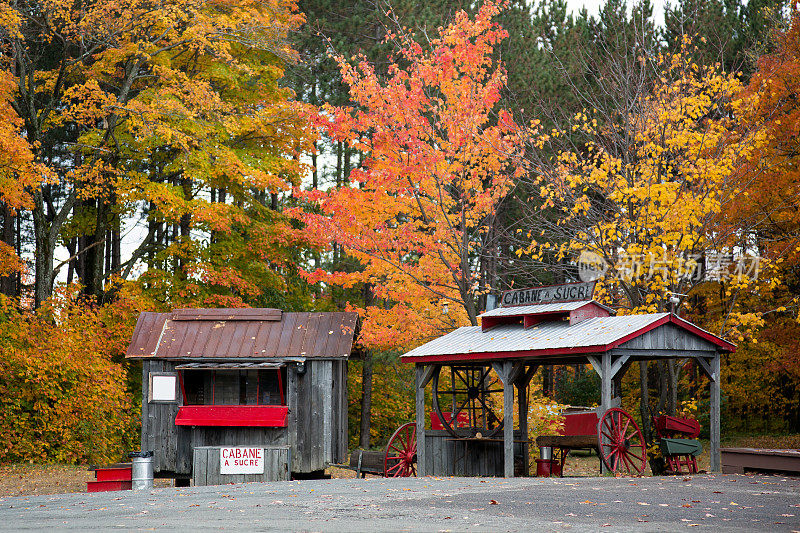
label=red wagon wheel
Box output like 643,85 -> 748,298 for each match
384,422 -> 417,477
597,408 -> 647,475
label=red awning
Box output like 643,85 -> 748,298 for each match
175,405 -> 288,427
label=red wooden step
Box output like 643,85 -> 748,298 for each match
95,466 -> 132,482
87,480 -> 132,492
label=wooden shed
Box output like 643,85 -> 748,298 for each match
401,282 -> 735,478
125,308 -> 357,485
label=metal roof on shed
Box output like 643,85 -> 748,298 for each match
125,309 -> 358,360
479,300 -> 615,317
401,313 -> 734,363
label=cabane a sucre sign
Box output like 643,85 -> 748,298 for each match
220,447 -> 264,474
501,281 -> 595,307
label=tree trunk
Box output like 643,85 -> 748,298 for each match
32,192 -> 58,308
0,204 -> 18,296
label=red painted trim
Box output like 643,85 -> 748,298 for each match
175,405 -> 289,427
404,345 -> 603,364
277,369 -> 285,405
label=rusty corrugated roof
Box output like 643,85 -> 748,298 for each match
125,309 -> 357,360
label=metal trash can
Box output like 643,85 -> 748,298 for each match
539,446 -> 552,461
129,451 -> 154,490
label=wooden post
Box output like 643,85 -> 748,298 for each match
600,353 -> 612,475
503,361 -> 514,478
601,352 -> 612,413
710,354 -> 721,472
517,374 -> 529,476
415,364 -> 427,476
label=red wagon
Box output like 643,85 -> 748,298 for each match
537,407 -> 648,476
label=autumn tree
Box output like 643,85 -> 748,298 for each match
294,0 -> 523,350
0,0 -> 312,307
519,35 -> 770,426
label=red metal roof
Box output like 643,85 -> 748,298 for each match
125,309 -> 358,360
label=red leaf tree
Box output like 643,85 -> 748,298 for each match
294,1 -> 523,349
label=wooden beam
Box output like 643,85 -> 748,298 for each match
418,364 -> 440,388
508,361 -> 526,386
415,364 -> 427,476
516,364 -> 539,386
587,355 -> 602,379
694,356 -> 717,382
609,348 -> 718,358
610,354 -> 631,379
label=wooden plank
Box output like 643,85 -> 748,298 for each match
298,363 -> 312,472
322,361 -> 333,464
415,365 -> 427,476
140,361 -> 150,454
287,365 -> 298,472
338,361 -> 348,462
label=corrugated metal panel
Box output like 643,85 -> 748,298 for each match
125,312 -> 169,357
480,300 -> 615,317
402,313 -> 669,359
126,310 -> 357,360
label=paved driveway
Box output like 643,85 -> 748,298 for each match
1,473 -> 798,531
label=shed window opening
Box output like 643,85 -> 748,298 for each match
180,368 -> 286,406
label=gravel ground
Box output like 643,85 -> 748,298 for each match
0,473 -> 798,532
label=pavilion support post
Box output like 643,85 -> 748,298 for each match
601,353 -> 612,413
502,361 -> 515,478
600,353 -> 613,475
415,364 -> 427,476
710,354 -> 721,472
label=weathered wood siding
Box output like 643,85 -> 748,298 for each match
423,430 -> 526,477
287,359 -> 349,474
618,323 -> 717,352
141,359 -> 348,478
192,446 -> 290,486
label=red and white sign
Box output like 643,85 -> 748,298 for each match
220,447 -> 264,474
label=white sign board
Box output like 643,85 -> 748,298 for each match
220,447 -> 264,474
150,374 -> 177,402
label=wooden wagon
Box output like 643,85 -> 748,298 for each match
401,282 -> 735,477
126,308 -> 357,485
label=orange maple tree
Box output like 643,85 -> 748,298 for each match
293,1 -> 523,349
